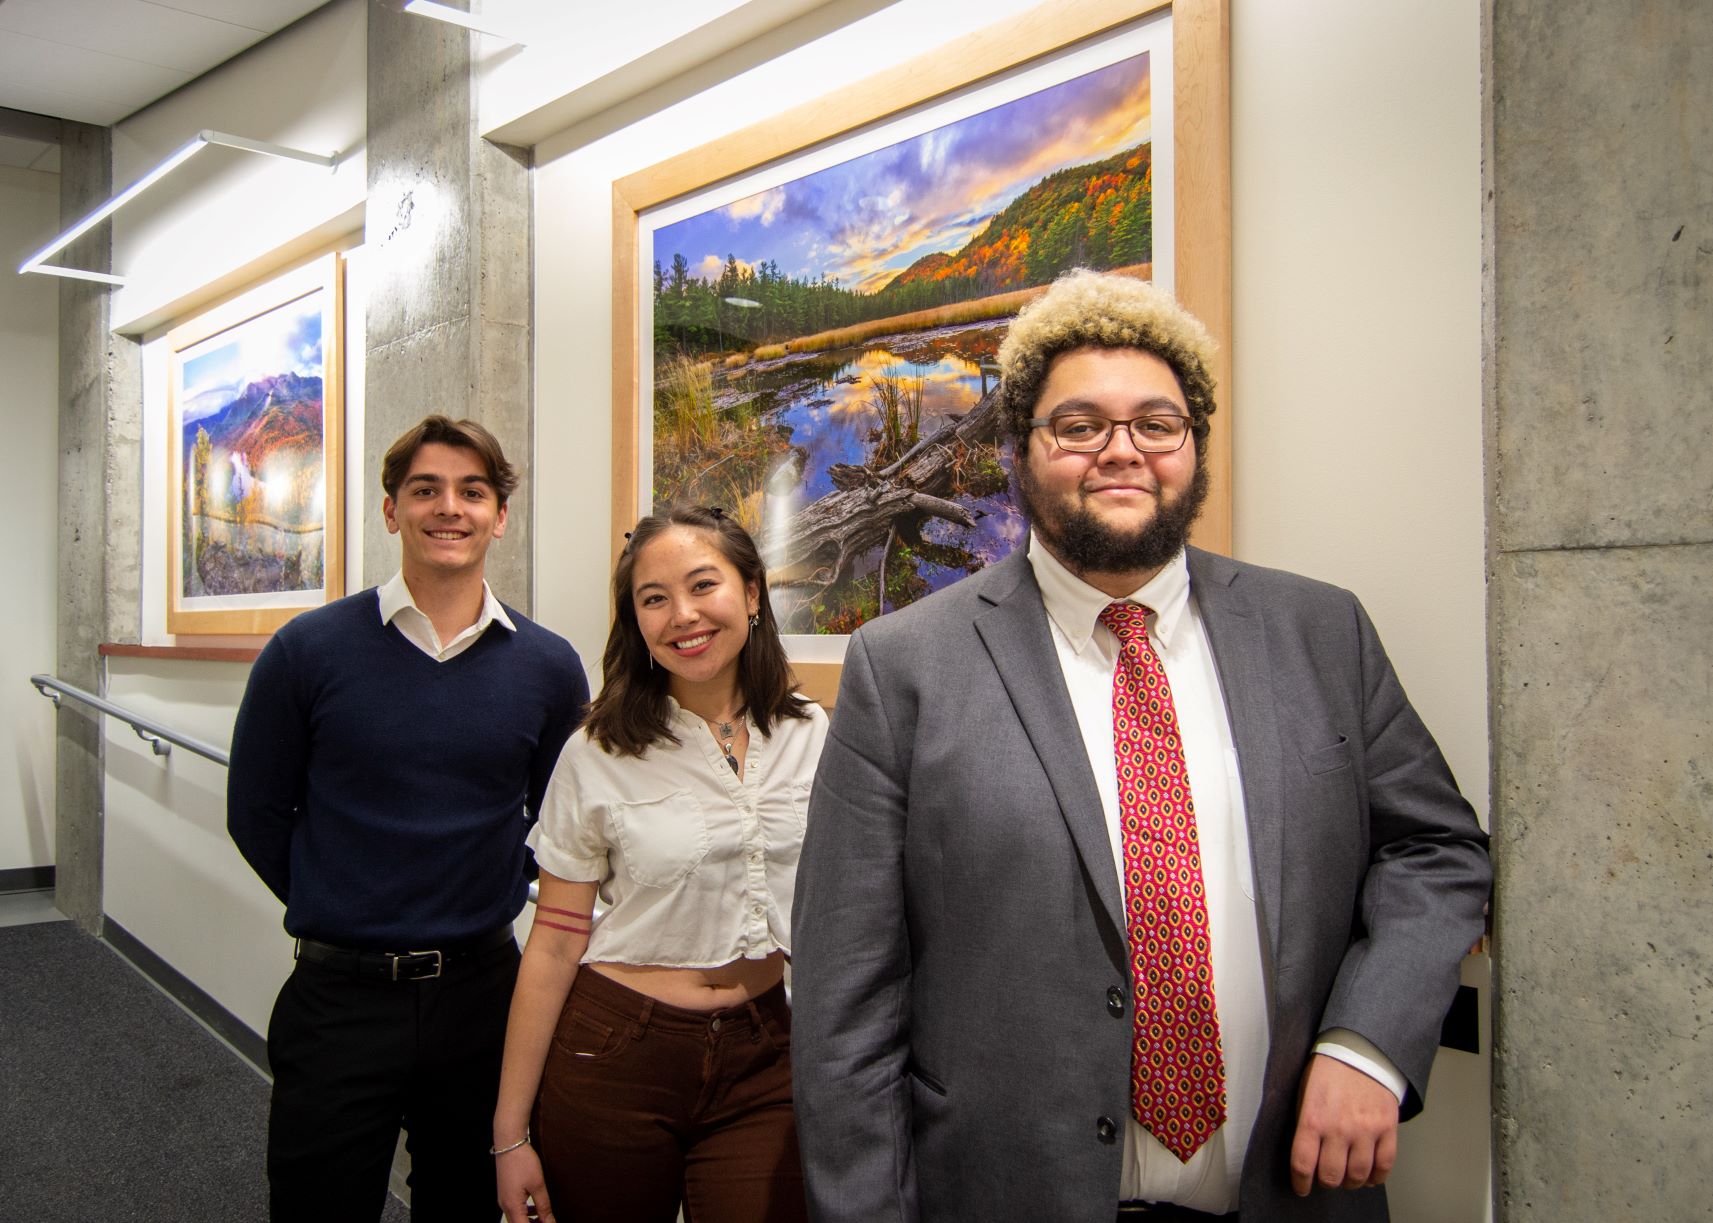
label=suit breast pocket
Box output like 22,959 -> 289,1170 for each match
1299,735 -> 1353,776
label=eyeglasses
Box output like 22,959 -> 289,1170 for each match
1028,413 -> 1192,454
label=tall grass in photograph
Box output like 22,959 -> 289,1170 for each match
657,353 -> 718,452
869,366 -> 925,466
652,351 -> 790,525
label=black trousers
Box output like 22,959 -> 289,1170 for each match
265,937 -> 520,1222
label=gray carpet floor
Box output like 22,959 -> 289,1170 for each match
0,920 -> 409,1222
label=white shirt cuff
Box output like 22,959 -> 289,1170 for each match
1313,1028 -> 1408,1103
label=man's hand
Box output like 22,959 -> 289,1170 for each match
1289,1053 -> 1400,1196
497,1143 -> 555,1223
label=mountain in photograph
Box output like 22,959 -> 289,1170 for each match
882,142 -> 1152,299
186,372 -> 323,473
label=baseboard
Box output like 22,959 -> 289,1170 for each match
103,917 -> 271,1076
0,865 -> 54,894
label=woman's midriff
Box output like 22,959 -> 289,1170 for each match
587,949 -> 786,1012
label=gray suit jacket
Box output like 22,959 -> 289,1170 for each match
791,547 -> 1491,1222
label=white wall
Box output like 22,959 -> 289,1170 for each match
527,1 -> 1488,1219
102,658 -> 290,1033
1230,0 -> 1487,814
1229,10 -> 1488,1213
109,0 -> 366,337
0,164 -> 61,876
475,0 -> 834,144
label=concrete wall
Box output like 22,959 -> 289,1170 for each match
0,163 -> 61,877
55,119 -> 132,932
362,2 -> 532,605
528,2 -> 1490,1219
1487,1 -> 1711,1218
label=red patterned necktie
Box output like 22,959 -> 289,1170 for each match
1100,601 -> 1226,1163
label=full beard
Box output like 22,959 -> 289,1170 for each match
1014,455 -> 1210,580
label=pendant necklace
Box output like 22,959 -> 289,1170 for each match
707,712 -> 741,776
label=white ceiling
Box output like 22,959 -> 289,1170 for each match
0,0 -> 331,172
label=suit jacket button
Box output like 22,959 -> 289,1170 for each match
1107,986 -> 1125,1017
1097,1116 -> 1118,1144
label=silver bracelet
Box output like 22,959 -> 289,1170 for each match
490,1130 -> 530,1157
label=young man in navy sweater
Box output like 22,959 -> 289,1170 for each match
229,415 -> 588,1222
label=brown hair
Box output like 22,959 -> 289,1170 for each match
380,415 -> 520,505
583,507 -> 811,757
996,268 -> 1219,451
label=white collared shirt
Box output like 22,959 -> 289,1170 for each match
529,700 -> 828,969
377,570 -> 515,661
1028,536 -> 1403,1211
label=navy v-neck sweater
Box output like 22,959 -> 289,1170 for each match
228,590 -> 589,947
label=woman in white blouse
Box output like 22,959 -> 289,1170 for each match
494,506 -> 826,1223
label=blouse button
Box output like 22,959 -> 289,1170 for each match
752,903 -> 765,917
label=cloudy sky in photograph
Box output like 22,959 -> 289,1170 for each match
653,51 -> 1151,295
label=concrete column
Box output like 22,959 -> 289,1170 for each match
1487,1 -> 1711,1218
54,120 -> 108,932
363,0 -> 533,608
53,120 -> 144,934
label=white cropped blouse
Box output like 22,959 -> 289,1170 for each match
528,699 -> 828,969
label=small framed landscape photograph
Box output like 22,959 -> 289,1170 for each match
166,252 -> 345,635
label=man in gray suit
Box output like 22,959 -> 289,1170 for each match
791,269 -> 1491,1222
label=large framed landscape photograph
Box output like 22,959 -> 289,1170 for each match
614,0 -> 1230,698
166,253 -> 344,635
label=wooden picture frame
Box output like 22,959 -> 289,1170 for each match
166,252 -> 345,635
613,0 -> 1230,704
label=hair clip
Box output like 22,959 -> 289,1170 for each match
707,506 -> 727,521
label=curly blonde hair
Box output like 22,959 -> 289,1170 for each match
996,269 -> 1218,447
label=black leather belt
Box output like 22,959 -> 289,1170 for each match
1117,1204 -> 1238,1221
294,924 -> 515,982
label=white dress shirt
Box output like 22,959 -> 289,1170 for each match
377,570 -> 514,661
529,701 -> 828,969
1027,536 -> 1404,1211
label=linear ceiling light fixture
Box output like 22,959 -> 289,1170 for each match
18,131 -> 340,286
402,1 -> 523,43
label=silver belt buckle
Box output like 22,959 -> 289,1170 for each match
393,949 -> 444,981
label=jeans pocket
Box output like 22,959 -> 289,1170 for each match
550,1006 -> 628,1064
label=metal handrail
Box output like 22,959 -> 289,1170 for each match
29,673 -> 543,904
32,674 -> 230,765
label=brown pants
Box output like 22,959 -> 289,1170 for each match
534,969 -> 808,1223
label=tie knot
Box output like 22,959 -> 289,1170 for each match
1099,601 -> 1151,645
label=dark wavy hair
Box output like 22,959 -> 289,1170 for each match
583,506 -> 811,757
380,415 -> 520,505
